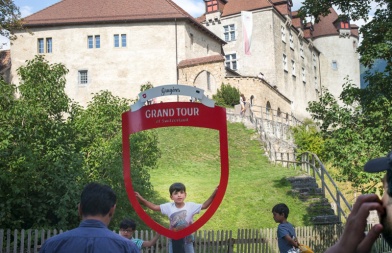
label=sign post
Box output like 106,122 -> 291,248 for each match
122,85 -> 229,250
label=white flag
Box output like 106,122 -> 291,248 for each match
241,11 -> 253,55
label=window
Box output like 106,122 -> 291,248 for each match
88,35 -> 100,48
225,53 -> 237,70
190,33 -> 194,46
223,24 -> 235,42
340,21 -> 350,29
38,38 -> 53,54
281,26 -> 286,42
121,34 -> 127,47
314,76 -> 318,87
95,35 -> 100,48
114,34 -> 126,47
300,41 -> 304,58
312,52 -> 316,66
114,34 -> 119,47
38,38 -> 44,53
88,36 -> 93,48
332,60 -> 338,70
207,0 -> 218,12
266,101 -> 271,116
46,38 -> 52,53
289,32 -> 294,49
283,54 -> 287,71
302,67 -> 306,83
78,70 -> 88,85
291,60 -> 296,76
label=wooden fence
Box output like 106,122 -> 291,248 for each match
0,225 -> 345,253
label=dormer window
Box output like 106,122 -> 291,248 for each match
340,21 -> 350,29
206,0 -> 218,13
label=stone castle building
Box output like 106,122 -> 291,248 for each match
9,0 -> 360,120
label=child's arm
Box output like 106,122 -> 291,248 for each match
135,192 -> 161,211
201,186 -> 218,210
142,233 -> 160,248
283,235 -> 299,248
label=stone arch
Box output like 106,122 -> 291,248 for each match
266,101 -> 271,116
193,70 -> 217,97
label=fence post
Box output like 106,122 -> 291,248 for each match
336,192 -> 342,223
320,163 -> 325,196
311,155 -> 316,178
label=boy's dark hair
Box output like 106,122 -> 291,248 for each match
80,182 -> 116,216
120,218 -> 137,230
169,182 -> 186,195
272,203 -> 290,218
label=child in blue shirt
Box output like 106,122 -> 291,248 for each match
119,218 -> 160,252
272,203 -> 299,253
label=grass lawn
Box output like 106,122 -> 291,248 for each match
145,122 -> 311,232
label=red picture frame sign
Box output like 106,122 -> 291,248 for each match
122,85 -> 229,240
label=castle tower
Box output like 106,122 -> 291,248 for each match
310,8 -> 360,100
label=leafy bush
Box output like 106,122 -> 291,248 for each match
213,83 -> 240,107
290,118 -> 325,160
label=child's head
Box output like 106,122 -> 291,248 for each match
272,203 -> 289,223
169,182 -> 186,196
119,218 -> 136,239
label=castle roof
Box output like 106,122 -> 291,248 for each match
22,0 -> 225,43
220,0 -> 273,17
178,55 -> 225,68
312,8 -> 359,39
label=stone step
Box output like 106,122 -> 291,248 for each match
310,215 -> 340,225
288,175 -> 341,225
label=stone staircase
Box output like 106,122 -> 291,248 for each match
287,175 -> 340,225
226,109 -> 343,225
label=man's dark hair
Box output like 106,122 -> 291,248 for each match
169,182 -> 186,195
387,170 -> 392,198
272,203 -> 290,218
80,182 -> 116,216
120,218 -> 137,230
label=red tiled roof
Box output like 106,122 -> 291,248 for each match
221,0 -> 273,17
178,54 -> 224,68
23,0 -> 225,44
312,8 -> 359,39
24,0 -> 191,26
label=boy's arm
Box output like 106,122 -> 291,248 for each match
142,233 -> 160,248
201,186 -> 218,210
135,192 -> 161,211
283,235 -> 299,248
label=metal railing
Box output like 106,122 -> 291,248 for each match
242,106 -> 352,223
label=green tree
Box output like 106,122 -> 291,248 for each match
300,0 -> 392,192
290,118 -> 325,160
307,79 -> 392,192
212,83 -> 240,107
71,91 -> 161,228
140,81 -> 154,92
0,56 -> 161,229
0,0 -> 25,40
0,56 -> 83,229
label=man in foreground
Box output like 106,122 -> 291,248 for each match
40,182 -> 139,253
325,151 -> 392,253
